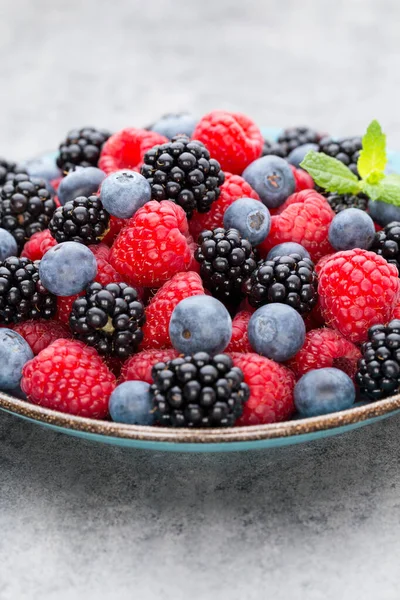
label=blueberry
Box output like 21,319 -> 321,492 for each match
242,155 -> 295,209
0,329 -> 33,390
223,197 -> 271,245
248,303 -> 305,361
287,143 -> 319,168
328,208 -> 375,251
23,151 -> 62,183
169,295 -> 232,355
58,167 -> 106,206
267,242 -> 310,261
368,199 -> 400,227
100,170 -> 152,219
294,367 -> 356,417
39,241 -> 97,296
150,113 -> 198,139
0,228 -> 18,260
109,380 -> 154,425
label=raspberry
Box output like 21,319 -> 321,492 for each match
21,339 -> 116,418
225,311 -> 252,353
289,165 -> 314,192
21,229 -> 57,261
109,200 -> 194,287
393,299 -> 400,319
258,189 -> 335,262
13,319 -> 71,355
318,249 -> 400,343
102,215 -> 126,246
141,271 -> 205,349
230,352 -> 295,425
287,328 -> 361,379
189,172 -> 260,241
98,128 -> 168,174
120,348 -> 178,384
192,111 -> 263,174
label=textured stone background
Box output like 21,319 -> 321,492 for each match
1,0 -> 400,598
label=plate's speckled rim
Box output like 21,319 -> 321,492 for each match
1,391 -> 400,444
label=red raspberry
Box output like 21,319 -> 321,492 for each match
99,128 -> 167,174
189,172 -> 260,241
303,301 -> 325,331
287,328 -> 361,380
258,189 -> 335,262
393,299 -> 400,319
21,339 -> 116,419
13,319 -> 71,355
289,165 -> 315,192
89,243 -> 111,261
192,111 -> 263,174
102,215 -> 127,246
21,229 -> 57,261
120,348 -> 178,384
315,253 -> 335,274
230,352 -> 295,425
109,200 -> 194,287
51,177 -> 62,192
141,271 -> 205,349
226,311 -> 252,353
318,249 -> 400,343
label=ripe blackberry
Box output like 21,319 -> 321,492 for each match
195,228 -> 257,303
140,135 -> 224,219
56,127 -> 111,173
69,281 -> 145,359
244,253 -> 318,314
0,256 -> 56,324
262,138 -> 287,158
318,136 -> 362,176
370,221 -> 400,272
0,159 -> 27,187
324,191 -> 369,213
1,173 -> 56,250
49,195 -> 110,245
276,126 -> 322,156
151,352 -> 250,427
356,320 -> 400,400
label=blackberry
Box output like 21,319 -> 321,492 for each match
244,253 -> 318,314
370,221 -> 400,273
49,195 -> 110,245
151,352 -> 250,427
195,228 -> 257,303
356,320 -> 400,400
1,173 -> 57,250
324,191 -> 369,213
262,138 -> 287,158
56,127 -> 111,174
140,134 -> 224,219
69,282 -> 145,359
276,126 -> 322,156
0,256 -> 56,324
318,136 -> 362,176
0,159 -> 27,187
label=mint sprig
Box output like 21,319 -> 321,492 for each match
300,152 -> 360,194
300,119 -> 400,208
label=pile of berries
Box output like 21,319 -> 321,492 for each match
2,111 -> 400,430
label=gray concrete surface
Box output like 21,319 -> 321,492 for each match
1,0 -> 400,598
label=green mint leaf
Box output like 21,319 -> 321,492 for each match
300,151 -> 361,194
360,181 -> 382,201
374,174 -> 400,207
357,119 -> 387,179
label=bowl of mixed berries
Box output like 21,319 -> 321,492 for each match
1,112 -> 400,451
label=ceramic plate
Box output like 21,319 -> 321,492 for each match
1,129 -> 400,452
